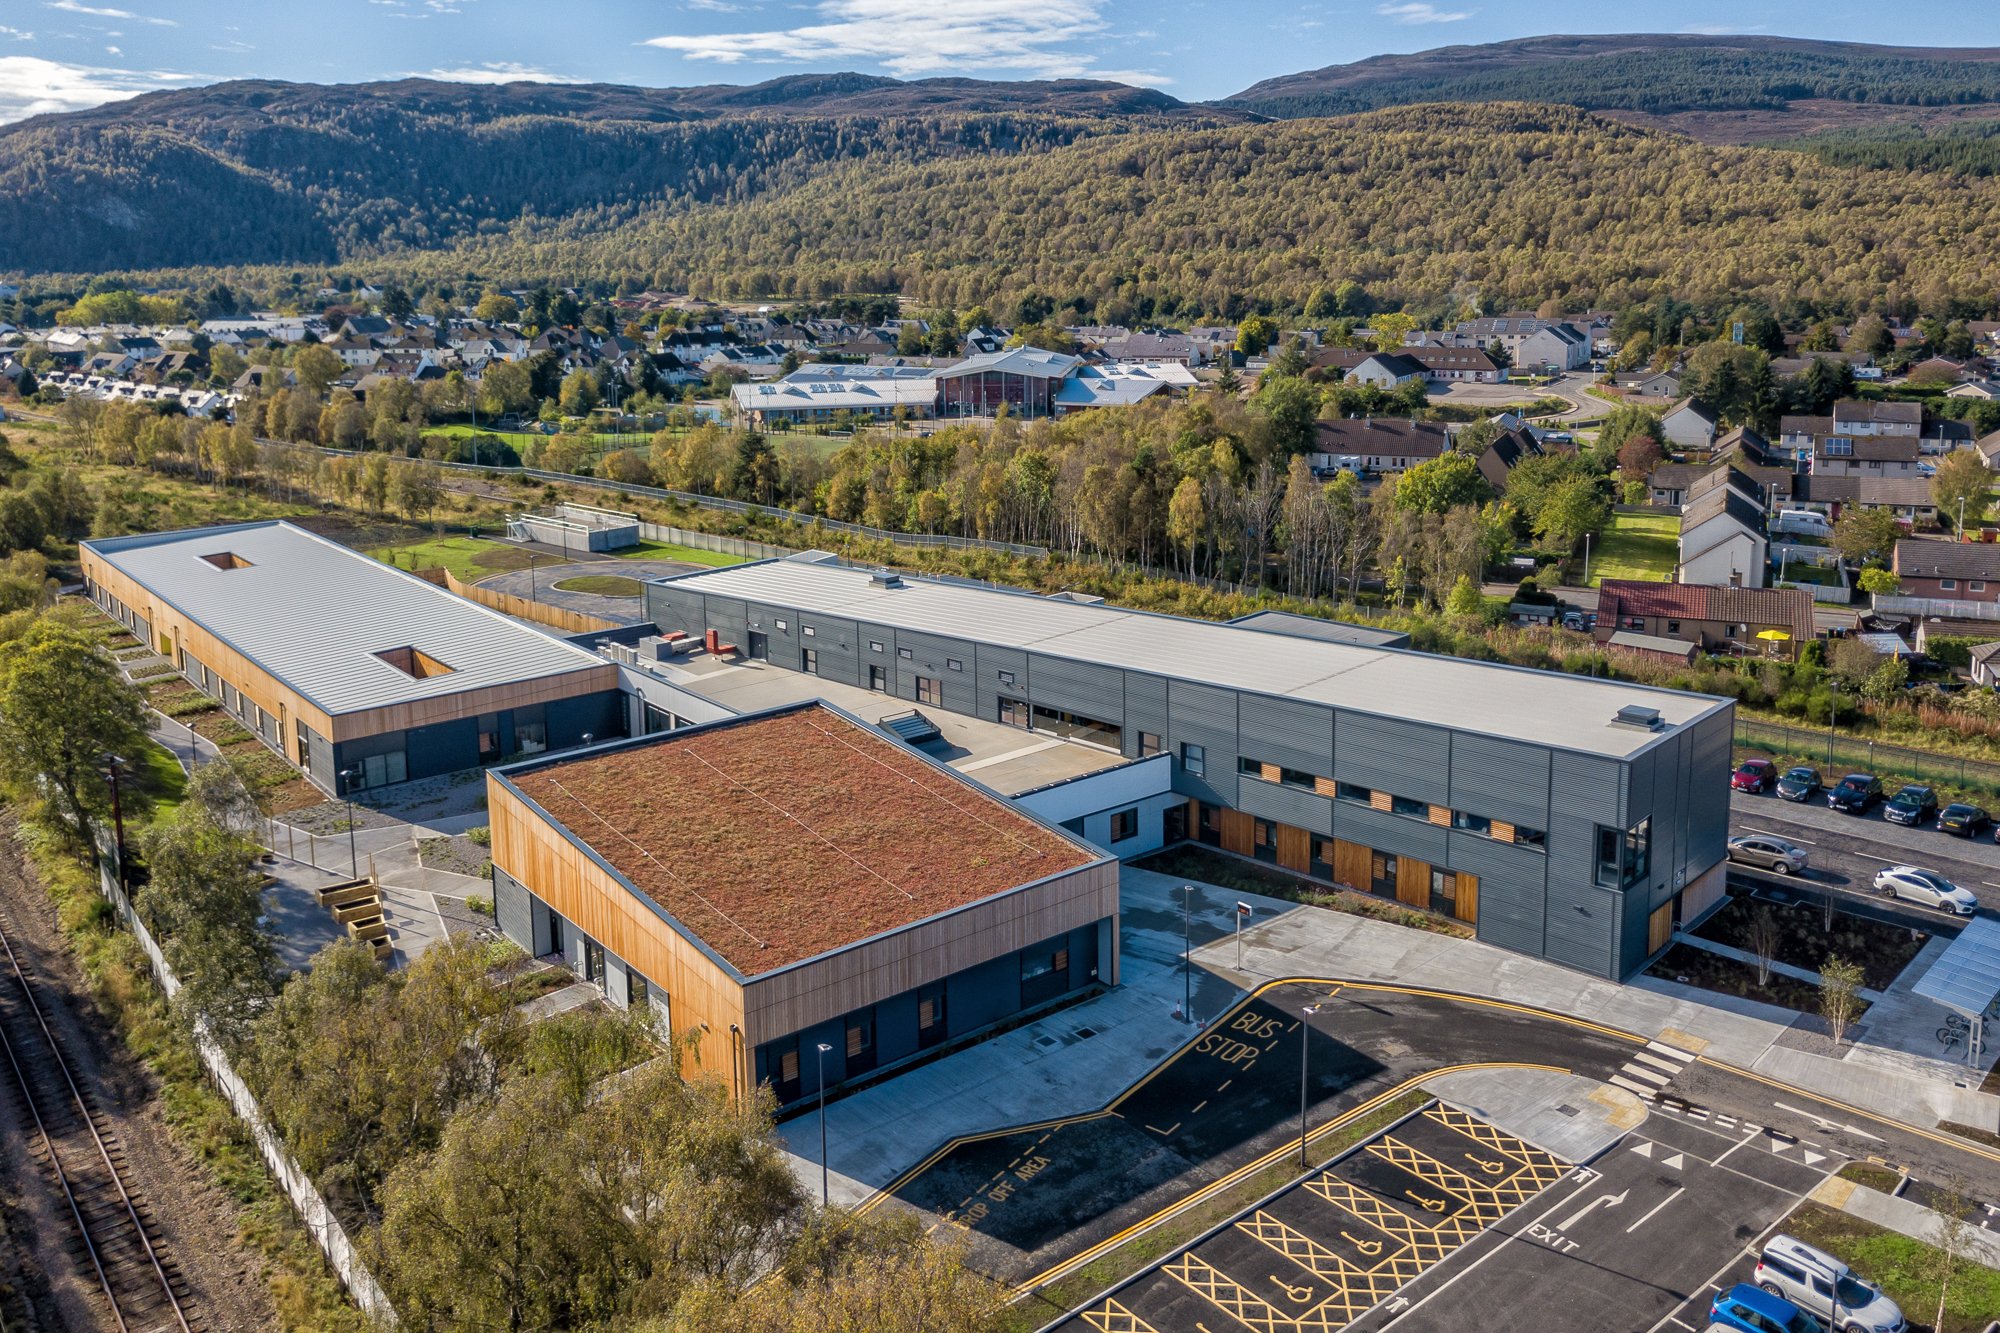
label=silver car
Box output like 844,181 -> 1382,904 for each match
1728,834 -> 1809,875
1756,1234 -> 1903,1333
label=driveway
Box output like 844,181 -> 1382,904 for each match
476,558 -> 699,626
1429,373 -> 1602,424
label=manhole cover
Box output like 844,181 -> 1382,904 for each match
1555,1104 -> 1580,1118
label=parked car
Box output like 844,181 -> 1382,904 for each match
1872,865 -> 1977,915
1728,835 -> 1810,875
1561,610 -> 1585,631
1710,1282 -> 1824,1333
1755,1235 -> 1904,1333
1882,784 -> 1938,827
1937,803 -> 1992,837
1733,759 -> 1780,793
1775,767 -> 1824,802
1827,774 -> 1883,814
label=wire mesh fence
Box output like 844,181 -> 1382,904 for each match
1736,717 -> 2000,794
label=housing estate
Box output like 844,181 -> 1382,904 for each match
1594,580 -> 1815,660
1677,467 -> 1770,589
488,702 -> 1115,1107
1892,539 -> 2000,605
641,557 -> 1735,984
1309,418 -> 1450,477
81,521 -> 624,793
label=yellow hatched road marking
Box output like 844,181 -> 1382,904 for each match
1165,1254 -> 1290,1333
1080,1299 -> 1162,1333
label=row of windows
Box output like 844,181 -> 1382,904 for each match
1937,578 -> 1989,592
1230,756 -> 1548,850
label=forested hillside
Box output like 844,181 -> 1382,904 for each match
1226,34 -> 2000,122
0,76 -> 1231,275
1779,117 -> 2000,176
408,103 -> 2000,319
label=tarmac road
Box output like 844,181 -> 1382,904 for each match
1729,788 -> 2000,915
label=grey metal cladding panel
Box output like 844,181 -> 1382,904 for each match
1551,752 -> 1625,825
974,644 -> 1030,723
1330,802 -> 1448,863
1237,779 -> 1334,836
1542,875 -> 1618,977
647,587 -> 702,638
1447,734 -> 1552,828
705,596 -> 749,642
1028,654 -> 1125,722
1167,680 -> 1237,744
1686,715 -> 1735,868
1445,831 -> 1548,890
803,616 -> 862,689
1471,873 -> 1544,955
1122,672 -> 1171,758
896,628 -> 967,673
1546,813 -> 1601,896
1332,713 -> 1449,804
1238,694 -> 1335,774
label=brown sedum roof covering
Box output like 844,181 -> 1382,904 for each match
506,704 -> 1096,976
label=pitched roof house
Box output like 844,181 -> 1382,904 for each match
1593,580 -> 1815,657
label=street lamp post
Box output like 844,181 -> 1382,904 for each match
1299,1003 -> 1320,1168
815,1041 -> 834,1206
1180,884 -> 1196,1024
528,552 -> 539,602
1797,1252 -> 1845,1333
338,768 -> 359,876
1582,531 -> 1593,586
1827,684 -> 1839,770
104,754 -> 127,891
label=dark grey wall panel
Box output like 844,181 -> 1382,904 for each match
1547,812 -> 1601,901
1237,779 -> 1334,837
1028,654 -> 1125,723
1333,713 -> 1449,804
1685,711 -> 1734,872
1239,694 -> 1336,774
800,615 -> 861,688
1122,673 -> 1171,760
1166,679 -> 1239,805
974,644 -> 1031,727
1445,831 -> 1548,891
745,604 -> 801,670
704,595 -> 749,647
1329,802 -> 1448,864
1448,734 -> 1552,829
1551,752 -> 1624,825
1472,873 -> 1543,955
890,628 -> 979,714
646,586 -> 702,637
1542,877 -> 1617,978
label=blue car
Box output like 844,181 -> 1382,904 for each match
1711,1282 -> 1824,1333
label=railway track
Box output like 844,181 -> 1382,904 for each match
0,900 -> 195,1333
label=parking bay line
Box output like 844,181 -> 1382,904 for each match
1625,1186 -> 1684,1233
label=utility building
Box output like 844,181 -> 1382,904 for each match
82,520 -> 624,793
645,559 -> 1736,982
487,702 -> 1116,1106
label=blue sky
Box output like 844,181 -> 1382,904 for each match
0,0 -> 1993,123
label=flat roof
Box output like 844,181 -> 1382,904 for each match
1228,610 -> 1411,650
501,704 -> 1098,977
655,560 -> 1730,759
84,520 -> 607,717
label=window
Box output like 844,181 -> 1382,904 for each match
1110,808 -> 1138,842
868,664 -> 887,692
1139,731 -> 1163,758
628,972 -> 649,1008
1370,850 -> 1397,895
774,618 -> 787,632
1239,755 -> 1264,776
999,697 -> 1030,728
917,984 -> 946,1048
1390,795 -> 1428,818
1622,616 -> 1644,631
1181,743 -> 1205,777
1596,826 -> 1622,886
1596,819 -> 1650,886
1430,869 -> 1457,914
516,719 -> 548,754
898,647 -> 913,659
1310,838 -> 1335,878
776,1044 -> 800,1086
998,670 -> 1016,686
1666,620 -> 1680,635
1942,578 -> 1959,590
846,1014 -> 874,1061
869,640 -> 884,653
1253,819 -> 1277,863
1452,811 -> 1491,835
1514,826 -> 1546,849
1280,767 -> 1317,789
802,625 -> 815,637
946,657 -> 963,672
802,647 -> 819,674
916,676 -> 942,706
1972,582 -> 1988,592
1336,782 -> 1372,804
478,713 -> 501,763
1626,818 -> 1650,884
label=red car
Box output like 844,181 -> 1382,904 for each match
1731,759 -> 1778,793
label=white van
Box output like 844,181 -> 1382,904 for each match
1773,509 -> 1834,538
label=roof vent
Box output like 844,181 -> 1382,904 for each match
199,551 -> 253,570
375,646 -> 456,680
1612,705 -> 1663,731
868,571 -> 904,589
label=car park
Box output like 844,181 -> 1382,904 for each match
1827,774 -> 1883,814
1733,759 -> 1779,793
1754,1235 -> 1903,1333
1711,1282 -> 1825,1333
1937,803 -> 1993,837
1882,784 -> 1938,827
1774,766 -> 1823,802
1728,835 -> 1810,875
1872,865 -> 1977,915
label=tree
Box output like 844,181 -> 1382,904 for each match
1749,906 -> 1778,988
1818,956 -> 1864,1049
474,292 -> 519,323
1831,507 -> 1901,567
1444,573 -> 1484,620
1844,314 -> 1893,358
1926,1175 -> 1979,1333
392,461 -> 446,524
1931,450 -> 1992,531
558,368 -> 601,417
1615,433 -> 1662,482
475,359 -> 534,419
1369,311 -> 1417,351
1484,339 -> 1513,373
292,343 -> 345,398
1857,567 -> 1901,597
1395,453 -> 1491,515
1533,476 -> 1609,551
0,609 -> 151,851
1167,475 -> 1204,578
1234,315 -> 1278,357
1862,654 -> 1909,702
1254,374 -> 1320,456
359,452 -> 392,513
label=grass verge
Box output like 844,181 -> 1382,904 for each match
371,535 -> 532,581
1777,1201 -> 2000,1333
1590,511 -> 1679,585
551,574 -> 645,597
613,538 -> 748,567
995,1089 -> 1431,1332
16,825 -> 366,1331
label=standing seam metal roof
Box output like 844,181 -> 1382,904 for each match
85,521 -> 608,716
656,561 -> 1728,759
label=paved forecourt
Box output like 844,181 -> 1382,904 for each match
1054,1102 -> 1570,1333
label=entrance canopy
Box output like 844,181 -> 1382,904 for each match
1914,915 -> 2000,1019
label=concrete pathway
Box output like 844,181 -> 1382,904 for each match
1812,1175 -> 2000,1271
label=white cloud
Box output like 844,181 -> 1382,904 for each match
1376,2 -> 1471,23
415,60 -> 585,84
643,0 -> 1153,80
0,25 -> 33,39
46,1 -> 176,26
684,0 -> 745,10
104,43 -> 119,53
0,53 -> 194,121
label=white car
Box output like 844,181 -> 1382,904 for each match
1872,866 -> 1977,915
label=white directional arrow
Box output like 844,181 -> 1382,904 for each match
1630,1141 -> 1654,1158
1558,1189 -> 1629,1232
1803,1150 -> 1827,1167
1661,1152 -> 1686,1170
1769,1139 -> 1793,1152
1384,1297 -> 1411,1314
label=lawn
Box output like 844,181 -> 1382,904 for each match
552,574 -> 645,597
134,738 -> 187,830
1779,1202 -> 2000,1333
611,539 -> 746,568
371,536 -> 533,581
1590,511 -> 1679,586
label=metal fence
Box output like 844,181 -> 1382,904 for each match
1736,718 -> 2000,794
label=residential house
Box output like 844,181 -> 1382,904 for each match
1977,431 -> 2000,471
1677,467 -> 1769,588
1310,418 -> 1449,477
1946,380 -> 2000,401
1098,331 -> 1201,366
1593,580 -> 1815,658
1661,399 -> 1719,450
1909,617 -> 2000,657
1516,323 -> 1591,372
1345,353 -> 1427,388
1790,474 -> 1936,525
1892,539 -> 2000,605
1610,368 -> 1683,399
1647,462 -> 1707,507
1472,428 -> 1543,493
1969,641 -> 2000,687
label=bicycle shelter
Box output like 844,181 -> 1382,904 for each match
1913,915 -> 2000,1070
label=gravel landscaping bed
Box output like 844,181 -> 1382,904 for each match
419,834 -> 493,879
1690,889 -> 1928,991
